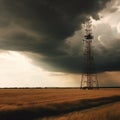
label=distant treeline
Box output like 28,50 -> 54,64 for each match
0,87 -> 120,89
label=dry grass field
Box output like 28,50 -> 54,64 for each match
0,88 -> 120,120
43,102 -> 120,120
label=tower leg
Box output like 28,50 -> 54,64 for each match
80,74 -> 83,89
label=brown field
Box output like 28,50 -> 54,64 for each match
43,102 -> 120,120
0,88 -> 120,120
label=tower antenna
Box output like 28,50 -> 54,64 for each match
80,18 -> 99,89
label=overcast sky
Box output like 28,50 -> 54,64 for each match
0,0 -> 120,87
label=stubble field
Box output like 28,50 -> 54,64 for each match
0,88 -> 120,120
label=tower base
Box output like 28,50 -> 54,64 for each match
80,73 -> 99,89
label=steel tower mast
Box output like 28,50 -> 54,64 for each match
80,18 -> 99,89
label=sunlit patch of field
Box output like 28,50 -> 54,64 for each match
0,89 -> 120,111
0,88 -> 119,120
43,102 -> 120,120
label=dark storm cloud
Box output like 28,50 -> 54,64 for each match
31,55 -> 84,73
95,38 -> 120,73
0,0 -> 113,73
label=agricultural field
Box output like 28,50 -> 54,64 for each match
0,88 -> 120,120
43,102 -> 120,120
